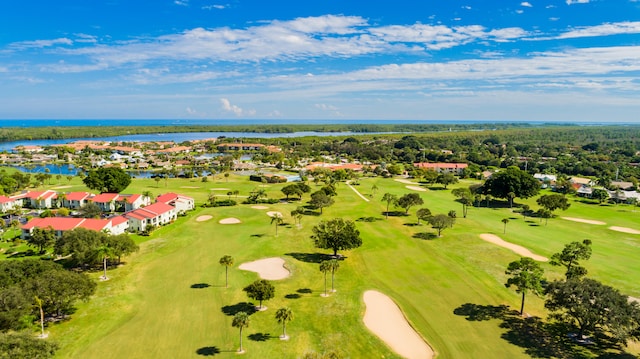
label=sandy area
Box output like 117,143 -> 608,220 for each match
196,215 -> 212,222
363,290 -> 434,359
210,188 -> 231,191
406,186 -> 427,192
628,296 -> 640,304
219,218 -> 241,224
266,211 -> 283,217
479,234 -> 548,262
180,186 -> 200,189
561,217 -> 606,225
251,205 -> 268,209
609,226 -> 640,234
394,179 -> 415,184
239,257 -> 290,280
52,185 -> 72,189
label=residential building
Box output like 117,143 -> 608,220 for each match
413,162 -> 469,175
20,216 -> 128,239
62,192 -> 92,209
125,202 -> 177,232
90,193 -> 120,212
156,193 -> 195,213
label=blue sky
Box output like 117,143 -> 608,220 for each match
1,1 -> 639,122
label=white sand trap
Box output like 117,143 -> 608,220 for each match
251,205 -> 268,209
394,179 -> 415,184
52,185 -> 72,189
406,185 -> 427,192
479,234 -> 548,262
196,215 -> 212,222
561,217 -> 606,225
210,188 -> 231,191
219,218 -> 241,224
628,296 -> 640,304
266,211 -> 283,217
363,290 -> 434,359
180,186 -> 200,189
609,226 -> 640,234
239,257 -> 290,280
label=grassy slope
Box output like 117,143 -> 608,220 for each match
39,174 -> 640,358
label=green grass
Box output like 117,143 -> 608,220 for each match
21,175 -> 640,358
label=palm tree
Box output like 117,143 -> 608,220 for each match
219,255 -> 234,288
271,213 -> 284,236
95,245 -> 114,280
381,193 -> 398,219
326,259 -> 340,292
502,218 -> 510,234
275,307 -> 294,340
371,184 -> 379,197
319,260 -> 331,296
142,190 -> 153,203
34,296 -> 46,338
232,311 -> 250,353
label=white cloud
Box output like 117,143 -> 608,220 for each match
315,103 -> 338,111
566,0 -> 589,4
186,107 -> 198,115
174,0 -> 189,6
220,98 -> 255,116
516,10 -> 524,14
9,38 -> 72,50
521,2 -> 533,7
203,4 -> 227,10
557,21 -> 640,39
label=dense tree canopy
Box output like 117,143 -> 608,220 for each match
536,194 -> 571,213
550,239 -> 592,279
397,193 -> 424,214
505,257 -> 545,315
83,167 -> 131,193
482,167 -> 540,206
243,280 -> 275,309
545,278 -> 640,343
311,218 -> 362,256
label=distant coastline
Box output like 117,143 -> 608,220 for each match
0,120 -> 637,151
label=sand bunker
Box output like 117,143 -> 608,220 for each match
406,186 -> 427,192
394,179 -> 415,184
210,188 -> 231,191
219,218 -> 241,224
628,296 -> 640,304
609,226 -> 640,234
239,257 -> 290,280
561,217 -> 606,225
266,211 -> 283,218
251,205 -> 268,209
196,215 -> 212,222
52,185 -> 72,189
479,234 -> 548,262
363,290 -> 434,359
180,186 -> 200,189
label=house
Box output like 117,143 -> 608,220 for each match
62,191 -> 92,209
570,177 -> 593,187
156,193 -> 195,213
534,173 -> 557,185
218,143 -> 265,151
610,181 -> 634,190
117,194 -> 150,212
156,192 -> 195,211
90,193 -> 120,212
576,185 -> 594,197
17,190 -> 57,209
20,216 -> 129,239
0,196 -> 23,213
124,202 -> 177,232
413,162 -> 468,175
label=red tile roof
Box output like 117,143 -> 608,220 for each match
111,216 -> 129,226
414,162 -> 468,169
65,192 -> 92,201
0,196 -> 15,204
21,217 -> 112,232
91,193 -> 120,203
156,193 -> 178,203
118,194 -> 141,204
